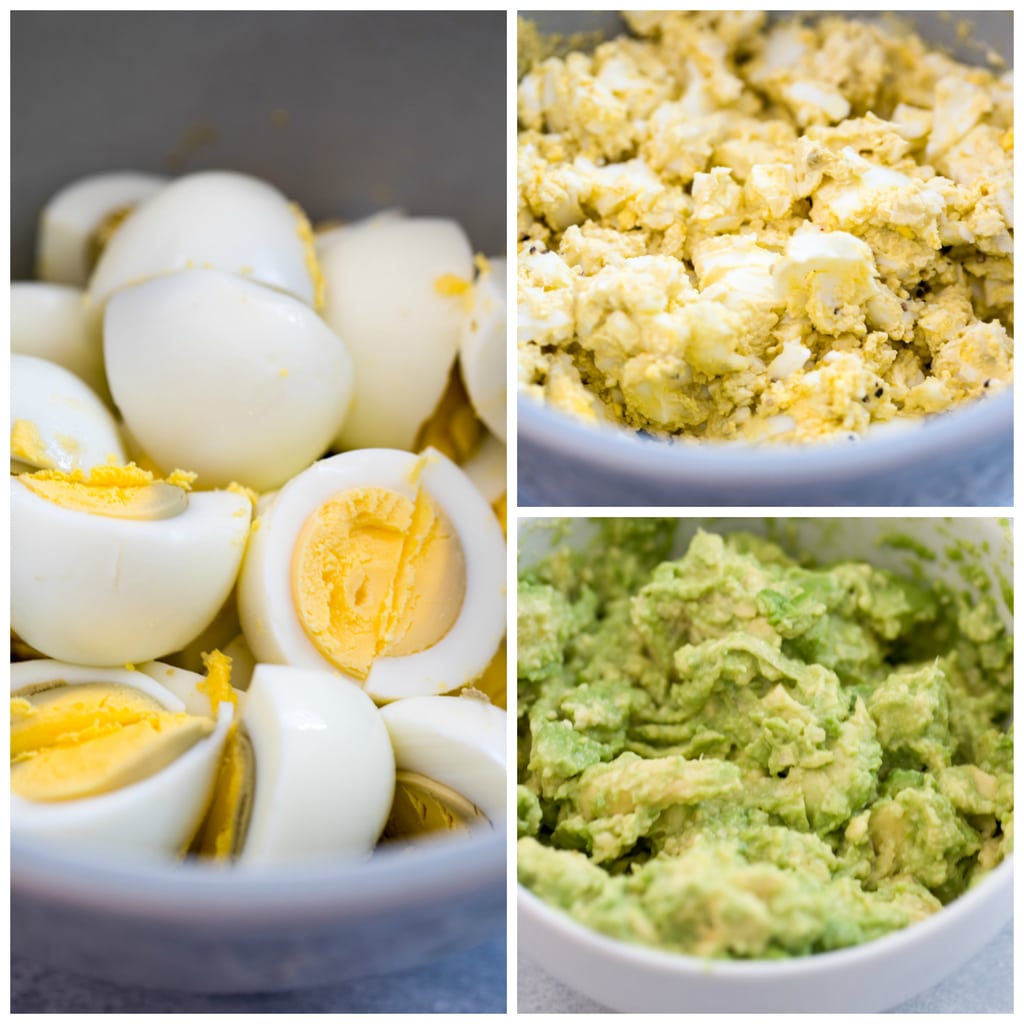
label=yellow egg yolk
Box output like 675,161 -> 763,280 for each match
11,682 -> 213,802
460,636 -> 507,709
290,201 -> 325,311
416,366 -> 482,464
292,485 -> 466,680
10,419 -> 51,469
18,464 -> 195,520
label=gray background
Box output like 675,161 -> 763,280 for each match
12,931 -> 505,1013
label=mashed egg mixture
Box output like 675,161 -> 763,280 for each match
517,12 -> 1013,442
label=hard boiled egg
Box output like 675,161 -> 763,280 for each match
380,694 -> 506,828
460,430 -> 507,507
11,659 -> 232,858
11,354 -> 126,473
11,282 -> 107,399
237,664 -> 395,865
319,215 -> 474,451
238,447 -> 506,703
459,256 -> 507,442
89,171 -> 322,310
104,268 -> 353,491
11,465 -> 251,666
36,171 -> 167,287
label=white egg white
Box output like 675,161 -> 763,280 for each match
104,268 -> 353,491
36,170 -> 167,287
460,430 -> 507,506
239,664 -> 396,865
237,447 -> 506,703
11,282 -> 108,400
11,660 -> 233,859
319,216 -> 474,451
459,256 -> 507,443
89,171 -> 319,310
380,695 -> 506,823
11,354 -> 126,472
11,481 -> 252,666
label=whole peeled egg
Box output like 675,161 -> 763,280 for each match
238,447 -> 506,703
89,170 -> 322,311
103,268 -> 354,491
11,465 -> 252,666
11,353 -> 126,473
11,659 -> 233,858
319,215 -> 474,451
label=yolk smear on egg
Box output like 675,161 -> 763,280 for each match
88,203 -> 135,271
18,464 -> 195,521
492,493 -> 507,536
292,485 -> 467,680
434,272 -> 472,298
416,367 -> 482,465
11,682 -> 213,802
10,419 -> 50,469
289,201 -> 325,311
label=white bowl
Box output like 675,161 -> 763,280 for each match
11,11 -> 507,994
517,516 -> 1013,1012
517,11 -> 1014,507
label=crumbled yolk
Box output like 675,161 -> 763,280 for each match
18,464 -> 195,520
190,649 -> 252,861
291,485 -> 466,680
11,682 -> 213,802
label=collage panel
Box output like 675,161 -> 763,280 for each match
11,10 -> 507,1014
516,10 -> 1012,507
515,514 -> 1013,1011
514,7 -> 1014,1016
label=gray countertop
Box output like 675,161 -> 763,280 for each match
517,921 -> 1012,1013
12,930 -> 506,1013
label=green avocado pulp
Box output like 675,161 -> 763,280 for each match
517,521 -> 1013,960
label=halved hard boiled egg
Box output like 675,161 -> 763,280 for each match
459,256 -> 507,443
11,659 -> 233,858
104,268 -> 353,491
381,694 -> 506,837
36,171 -> 167,287
11,465 -> 251,666
11,354 -> 126,473
11,282 -> 107,399
237,664 -> 395,865
319,215 -> 474,451
238,447 -> 505,703
89,171 -> 322,311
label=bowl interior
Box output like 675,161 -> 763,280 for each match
516,11 -> 1014,502
517,515 -> 1013,1010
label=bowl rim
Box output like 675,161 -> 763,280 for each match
518,389 -> 1013,490
517,854 -> 1013,978
12,827 -> 507,925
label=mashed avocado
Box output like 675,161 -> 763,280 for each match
517,521 -> 1013,959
